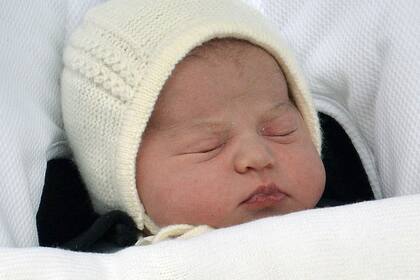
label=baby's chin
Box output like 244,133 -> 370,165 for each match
206,209 -> 291,229
214,201 -> 314,228
151,197 -> 315,229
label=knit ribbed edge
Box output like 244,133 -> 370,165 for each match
66,23 -> 143,102
115,20 -> 322,235
63,46 -> 133,104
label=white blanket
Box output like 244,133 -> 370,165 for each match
2,195 -> 420,279
0,0 -> 419,279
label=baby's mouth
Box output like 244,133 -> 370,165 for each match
241,184 -> 286,206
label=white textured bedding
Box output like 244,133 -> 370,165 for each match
0,0 -> 419,279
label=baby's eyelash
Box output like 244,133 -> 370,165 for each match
271,128 -> 297,137
196,143 -> 224,154
260,126 -> 297,137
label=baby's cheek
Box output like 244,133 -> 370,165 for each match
292,147 -> 325,207
305,159 -> 326,207
315,158 -> 326,192
179,183 -> 232,226
191,203 -> 224,224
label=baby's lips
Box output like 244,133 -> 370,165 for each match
241,183 -> 286,205
244,191 -> 285,204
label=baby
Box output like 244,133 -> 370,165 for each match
62,0 -> 325,245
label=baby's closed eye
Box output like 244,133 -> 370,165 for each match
180,138 -> 225,155
260,125 -> 297,137
259,115 -> 299,141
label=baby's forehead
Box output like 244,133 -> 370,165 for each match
148,41 -> 292,132
183,38 -> 265,65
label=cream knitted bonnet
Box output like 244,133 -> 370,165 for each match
61,0 -> 322,236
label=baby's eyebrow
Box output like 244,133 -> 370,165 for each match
187,120 -> 232,134
268,100 -> 291,112
152,101 -> 293,134
152,118 -> 231,137
187,101 -> 292,131
261,100 -> 294,120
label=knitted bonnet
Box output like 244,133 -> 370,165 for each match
61,0 -> 322,235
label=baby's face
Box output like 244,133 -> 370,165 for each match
136,41 -> 325,229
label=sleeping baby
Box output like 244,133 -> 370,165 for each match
61,0 -> 325,245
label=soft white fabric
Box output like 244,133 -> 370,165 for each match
1,195 -> 420,279
62,0 -> 321,236
1,0 -> 420,279
244,0 -> 420,199
0,0 -> 104,248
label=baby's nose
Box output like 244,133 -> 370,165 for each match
233,137 -> 275,174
